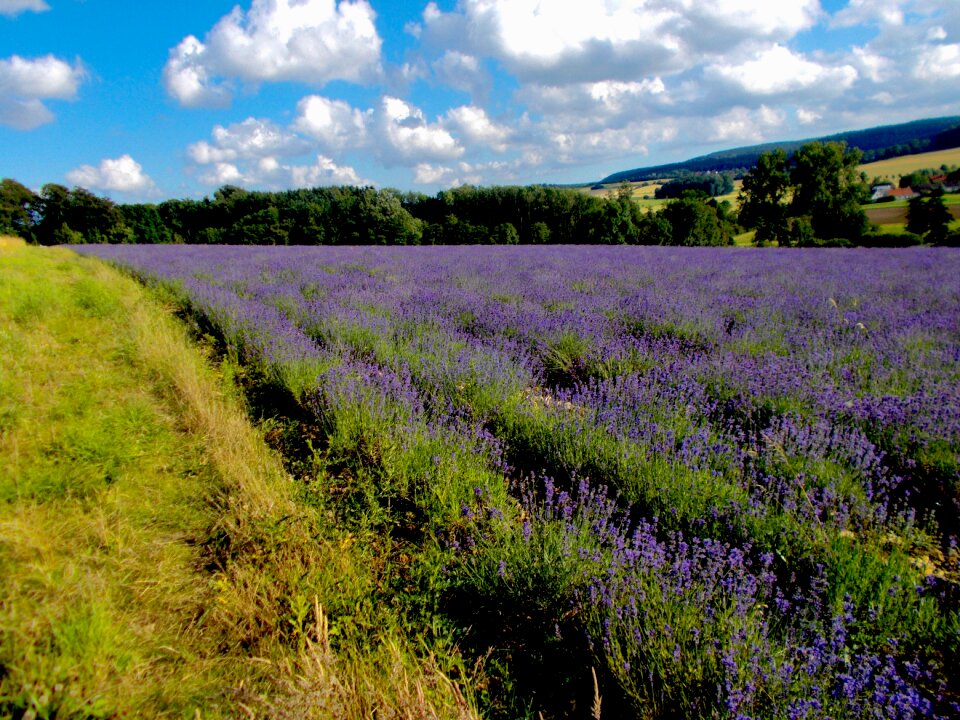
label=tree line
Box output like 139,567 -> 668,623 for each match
0,179 -> 737,247
1,140 -> 954,247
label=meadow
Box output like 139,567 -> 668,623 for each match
68,244 -> 960,719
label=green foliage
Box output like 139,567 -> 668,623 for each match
33,184 -> 132,245
655,172 -> 734,199
790,142 -> 869,242
859,231 -> 923,247
738,142 -> 870,244
492,222 -> 519,245
661,195 -> 733,246
738,149 -> 790,245
906,191 -> 953,243
120,203 -> 171,243
0,177 -> 38,240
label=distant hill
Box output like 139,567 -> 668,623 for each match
599,116 -> 960,185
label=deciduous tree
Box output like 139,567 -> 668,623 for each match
738,149 -> 790,245
790,142 -> 868,242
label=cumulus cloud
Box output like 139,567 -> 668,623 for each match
164,0 -> 383,107
197,154 -> 366,188
376,96 -> 463,165
188,117 -> 310,164
708,45 -> 858,96
420,0 -> 685,84
432,51 -> 491,100
163,36 -> 232,108
66,155 -> 157,194
442,106 -> 510,152
831,0 -> 908,29
188,112 -> 370,188
293,95 -> 370,150
420,0 -> 820,84
413,160 -> 520,187
521,78 -> 670,130
291,93 -> 466,164
0,54 -> 85,129
0,0 -> 48,17
709,105 -> 786,142
913,43 -> 960,80
289,155 -> 366,186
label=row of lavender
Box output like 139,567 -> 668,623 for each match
76,244 -> 960,718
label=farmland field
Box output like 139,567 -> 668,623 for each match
865,199 -> 960,228
74,244 -> 960,718
860,147 -> 960,180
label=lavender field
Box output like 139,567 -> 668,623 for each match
76,245 -> 960,718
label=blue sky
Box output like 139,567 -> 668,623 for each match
2,0 -> 958,202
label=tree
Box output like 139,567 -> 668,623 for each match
790,142 -> 868,242
738,149 -> 790,245
661,193 -> 731,246
492,222 -> 519,245
121,204 -> 171,244
907,190 -> 953,244
33,184 -> 131,244
0,178 -> 38,240
634,211 -> 673,245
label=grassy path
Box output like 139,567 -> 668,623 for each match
0,239 -> 476,719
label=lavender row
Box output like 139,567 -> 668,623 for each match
73,244 -> 960,716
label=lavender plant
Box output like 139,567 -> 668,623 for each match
74,244 -> 960,718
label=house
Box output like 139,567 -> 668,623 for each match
886,187 -> 920,200
870,184 -> 893,201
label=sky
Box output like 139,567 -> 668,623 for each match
1,0 -> 959,202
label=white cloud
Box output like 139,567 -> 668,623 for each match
0,0 -> 47,16
709,105 -> 786,142
197,154 -> 366,188
376,96 -> 463,165
913,43 -> 960,80
164,0 -> 382,107
413,160 -> 520,187
420,0 -> 820,85
796,107 -> 822,124
831,0 -> 907,28
420,0 -> 685,83
432,51 -> 490,99
66,155 -> 157,194
293,95 -> 369,150
522,79 -> 670,127
709,45 -> 857,95
198,162 -> 245,186
413,163 -> 452,185
0,54 -> 85,129
850,46 -> 892,83
288,155 -> 366,187
690,0 -> 820,38
163,36 -> 232,108
188,117 -> 309,164
442,106 -> 510,152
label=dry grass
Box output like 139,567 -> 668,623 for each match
0,234 -> 25,248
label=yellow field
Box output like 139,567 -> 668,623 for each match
860,147 -> 960,181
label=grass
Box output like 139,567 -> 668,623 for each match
0,243 -> 479,719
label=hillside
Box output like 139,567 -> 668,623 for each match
600,116 -> 960,184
